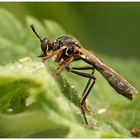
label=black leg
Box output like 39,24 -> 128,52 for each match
66,66 -> 95,111
69,66 -> 94,70
66,67 -> 95,79
82,69 -> 95,113
81,75 -> 96,125
66,66 -> 96,125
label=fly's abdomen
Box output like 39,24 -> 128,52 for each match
98,65 -> 137,100
80,48 -> 137,100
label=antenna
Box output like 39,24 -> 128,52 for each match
30,24 -> 42,41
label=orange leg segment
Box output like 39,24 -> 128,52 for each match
41,46 -> 67,62
56,57 -> 74,76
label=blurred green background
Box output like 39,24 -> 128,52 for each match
0,2 -> 140,59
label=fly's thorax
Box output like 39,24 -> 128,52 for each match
51,41 -> 60,51
54,36 -> 81,49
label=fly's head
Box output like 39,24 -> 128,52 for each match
30,24 -> 53,57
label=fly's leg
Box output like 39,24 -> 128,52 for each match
56,57 -> 74,76
66,66 -> 96,125
67,66 -> 95,113
81,73 -> 96,125
82,69 -> 95,114
41,46 -> 67,62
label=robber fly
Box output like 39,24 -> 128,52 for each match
30,24 -> 137,125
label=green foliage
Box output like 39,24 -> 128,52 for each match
0,8 -> 139,138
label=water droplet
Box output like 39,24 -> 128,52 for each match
71,85 -> 75,89
6,108 -> 13,113
97,108 -> 106,114
19,57 -> 32,63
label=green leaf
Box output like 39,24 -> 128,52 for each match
0,61 -> 97,138
0,8 -> 139,138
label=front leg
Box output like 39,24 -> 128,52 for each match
41,46 -> 67,62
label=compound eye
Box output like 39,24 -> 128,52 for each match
41,38 -> 48,55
